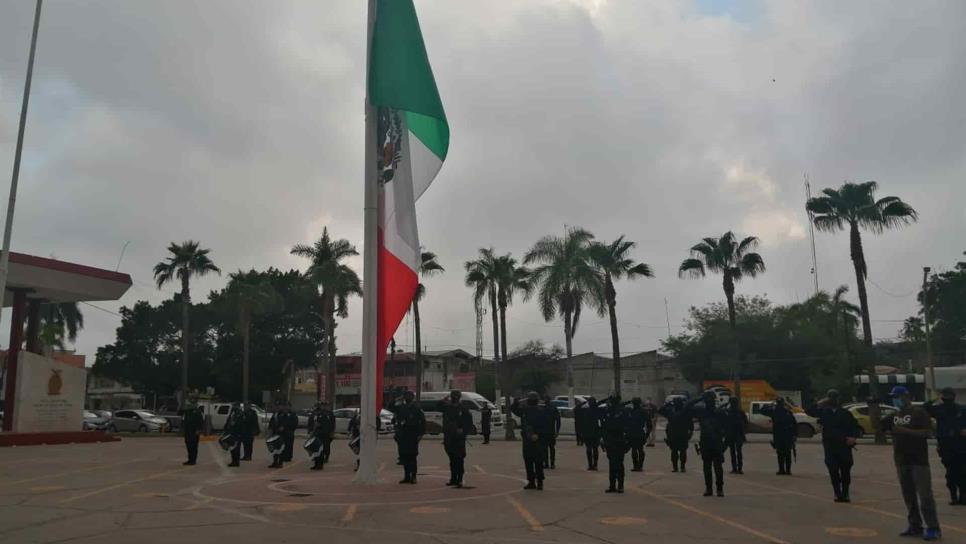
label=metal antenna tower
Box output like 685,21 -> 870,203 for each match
475,305 -> 484,361
804,173 -> 820,295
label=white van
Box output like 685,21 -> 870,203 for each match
418,391 -> 503,435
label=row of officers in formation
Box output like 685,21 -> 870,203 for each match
181,386 -> 966,540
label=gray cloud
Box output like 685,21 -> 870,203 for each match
1,0 -> 962,361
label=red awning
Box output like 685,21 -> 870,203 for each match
1,252 -> 132,306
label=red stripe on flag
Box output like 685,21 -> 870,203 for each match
377,229 -> 418,412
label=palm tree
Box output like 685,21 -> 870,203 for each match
589,236 -> 654,397
291,228 -> 362,404
154,241 -> 221,406
679,231 -> 765,400
32,302 -> 84,353
806,181 -> 918,348
494,253 -> 531,438
524,227 -> 605,402
413,251 -> 444,399
465,247 -> 501,367
224,271 -> 279,404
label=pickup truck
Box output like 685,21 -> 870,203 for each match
747,400 -> 820,438
203,403 -> 269,434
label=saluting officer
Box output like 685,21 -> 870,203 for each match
659,396 -> 693,473
601,395 -> 630,493
512,392 -> 550,490
388,390 -> 427,483
626,397 -> 651,472
437,390 -> 475,488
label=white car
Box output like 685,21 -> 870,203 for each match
554,395 -> 589,408
419,391 -> 503,434
108,410 -> 169,433
203,403 -> 268,433
332,408 -> 394,434
748,400 -> 820,438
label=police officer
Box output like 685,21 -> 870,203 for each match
806,389 -> 861,502
925,388 -> 966,505
626,397 -> 651,472
181,403 -> 204,466
481,404 -> 493,445
659,396 -> 693,473
601,395 -> 630,493
644,398 -> 658,448
574,399 -> 586,446
511,392 -> 549,490
577,397 -> 602,470
241,403 -> 259,461
724,397 -> 748,474
762,398 -> 797,475
225,403 -> 245,467
308,401 -> 335,470
437,390 -> 474,488
268,402 -> 298,468
386,390 -> 426,483
543,395 -> 561,469
688,391 -> 727,497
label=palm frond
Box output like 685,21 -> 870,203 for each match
678,258 -> 706,279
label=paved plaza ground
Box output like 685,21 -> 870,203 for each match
0,434 -> 964,543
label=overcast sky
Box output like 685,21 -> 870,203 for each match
1,0 -> 964,364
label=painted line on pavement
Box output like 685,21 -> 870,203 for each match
628,486 -> 790,544
58,467 -> 190,504
474,464 -> 486,474
506,495 -> 543,532
342,503 -> 358,523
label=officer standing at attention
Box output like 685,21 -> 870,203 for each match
686,391 -> 728,497
181,403 -> 204,466
481,404 -> 492,444
268,402 -> 298,469
437,390 -> 474,488
512,392 -> 549,490
601,395 -> 630,493
724,398 -> 748,474
308,401 -> 336,470
574,398 -> 586,446
762,398 -> 797,475
241,403 -> 259,461
577,397 -> 602,470
925,387 -> 966,505
806,389 -> 861,502
388,390 -> 426,483
543,395 -> 562,469
659,396 -> 693,473
224,403 -> 245,467
644,398 -> 658,448
626,397 -> 651,472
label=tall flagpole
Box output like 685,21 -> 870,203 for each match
0,0 -> 42,325
355,0 -> 381,484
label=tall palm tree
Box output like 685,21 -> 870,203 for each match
829,285 -> 862,382
679,231 -> 764,400
524,227 -> 605,402
224,271 -> 279,404
465,248 -> 501,367
494,253 -> 531,438
413,251 -> 444,398
291,228 -> 361,404
154,241 -> 221,406
589,236 -> 654,396
31,302 -> 84,353
806,181 -> 918,348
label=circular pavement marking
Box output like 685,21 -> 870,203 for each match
600,516 -> 648,526
266,503 -> 307,512
825,527 -> 878,538
410,506 -> 451,514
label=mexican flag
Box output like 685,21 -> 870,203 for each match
368,0 -> 448,410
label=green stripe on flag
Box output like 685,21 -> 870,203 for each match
405,111 -> 447,160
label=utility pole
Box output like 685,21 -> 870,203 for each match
923,267 -> 935,398
664,298 -> 672,340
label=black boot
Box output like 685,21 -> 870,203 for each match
703,488 -> 713,497
524,480 -> 536,490
716,486 -> 724,497
537,480 -> 543,490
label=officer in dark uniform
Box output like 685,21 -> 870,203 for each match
308,401 -> 336,470
806,389 -> 861,502
182,403 -> 204,466
241,403 -> 259,461
574,399 -> 586,446
481,404 -> 493,444
688,391 -> 728,497
925,388 -> 966,505
659,396 -> 693,473
512,392 -> 550,490
268,402 -> 298,468
388,390 -> 426,483
724,397 -> 748,474
225,403 -> 245,467
601,395 -> 630,493
626,397 -> 651,472
644,398 -> 658,447
437,390 -> 475,488
543,395 -> 562,469
762,398 -> 797,475
577,397 -> 601,470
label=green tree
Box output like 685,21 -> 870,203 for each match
493,253 -> 531,438
34,302 -> 84,352
220,270 -> 280,404
678,231 -> 765,400
524,227 -> 604,402
918,252 -> 966,365
589,236 -> 654,396
153,241 -> 221,406
413,251 -> 444,398
291,228 -> 361,404
806,181 -> 918,348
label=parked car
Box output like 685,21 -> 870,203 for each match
108,410 -> 170,433
332,408 -> 394,434
557,406 -> 576,436
554,394 -> 589,407
93,410 -> 113,419
83,410 -> 109,431
747,400 -> 820,438
295,409 -> 312,429
419,391 -> 503,435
